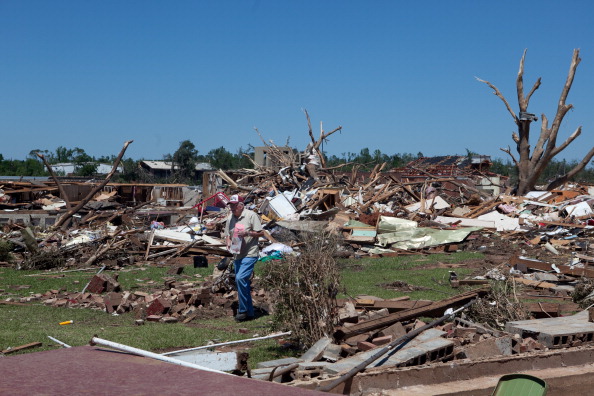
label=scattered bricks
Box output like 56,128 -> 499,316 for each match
344,333 -> 370,347
357,341 -> 377,351
441,322 -> 454,332
133,304 -> 147,320
134,291 -> 149,299
146,315 -> 162,322
521,337 -> 544,353
372,335 -> 392,346
43,298 -> 57,305
454,327 -> 478,338
340,344 -> 358,357
86,275 -> 107,293
339,301 -> 359,323
171,303 -> 187,315
53,299 -> 68,307
103,292 -> 123,314
146,298 -> 172,316
464,336 -> 513,360
379,321 -> 406,339
164,278 -> 177,289
103,274 -> 121,292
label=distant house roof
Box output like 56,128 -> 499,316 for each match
140,160 -> 213,171
50,163 -> 123,174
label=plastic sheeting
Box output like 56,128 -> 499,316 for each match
376,215 -> 481,250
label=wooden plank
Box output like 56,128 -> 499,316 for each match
2,342 -> 42,354
334,287 -> 489,340
524,302 -> 561,317
512,277 -> 557,290
361,300 -> 433,312
511,255 -> 594,278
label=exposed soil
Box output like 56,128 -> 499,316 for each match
378,280 -> 429,292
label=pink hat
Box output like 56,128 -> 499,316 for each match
228,194 -> 244,204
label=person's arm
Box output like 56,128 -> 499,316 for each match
248,211 -> 264,238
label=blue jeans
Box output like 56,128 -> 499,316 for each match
234,256 -> 257,317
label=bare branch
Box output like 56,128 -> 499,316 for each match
500,146 -> 519,168
476,77 -> 518,124
546,145 -> 594,191
539,50 -> 581,166
530,114 -> 551,165
551,126 -> 582,157
525,77 -> 542,103
512,132 -> 520,144
304,109 -> 315,145
36,153 -> 72,208
516,49 -> 527,110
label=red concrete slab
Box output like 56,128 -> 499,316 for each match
0,346 -> 323,396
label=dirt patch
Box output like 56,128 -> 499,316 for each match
378,280 -> 429,292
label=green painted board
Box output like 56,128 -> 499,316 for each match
491,374 -> 548,396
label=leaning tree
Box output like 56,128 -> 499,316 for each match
477,49 -> 594,195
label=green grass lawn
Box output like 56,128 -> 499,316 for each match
0,251 -> 484,365
339,251 -> 482,300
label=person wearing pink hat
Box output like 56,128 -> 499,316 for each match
224,194 -> 264,321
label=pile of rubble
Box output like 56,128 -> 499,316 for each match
2,134 -> 594,392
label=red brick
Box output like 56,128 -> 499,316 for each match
357,341 -> 377,351
146,298 -> 171,316
372,335 -> 392,346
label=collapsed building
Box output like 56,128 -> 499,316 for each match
2,134 -> 594,395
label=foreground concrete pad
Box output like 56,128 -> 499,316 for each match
506,310 -> 594,348
318,345 -> 594,395
0,346 -> 323,396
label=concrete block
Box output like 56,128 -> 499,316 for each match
464,336 -> 513,360
321,343 -> 342,362
256,357 -> 301,369
300,337 -> 332,362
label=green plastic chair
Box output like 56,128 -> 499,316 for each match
491,374 -> 548,396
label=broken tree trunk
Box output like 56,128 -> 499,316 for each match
36,153 -> 72,208
478,49 -> 594,195
54,140 -> 133,228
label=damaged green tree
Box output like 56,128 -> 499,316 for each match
261,230 -> 342,348
478,49 -> 594,196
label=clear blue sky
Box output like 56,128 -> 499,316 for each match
2,1 -> 593,163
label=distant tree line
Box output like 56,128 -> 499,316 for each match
1,143 -> 593,186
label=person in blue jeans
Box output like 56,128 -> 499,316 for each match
224,195 -> 264,322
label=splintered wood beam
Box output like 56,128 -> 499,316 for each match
334,287 -> 489,340
55,140 -> 133,228
2,342 -> 43,354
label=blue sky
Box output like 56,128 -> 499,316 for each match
1,1 -> 593,163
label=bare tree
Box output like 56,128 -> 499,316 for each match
477,49 -> 594,195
